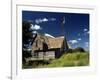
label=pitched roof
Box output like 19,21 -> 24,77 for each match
48,36 -> 64,49
32,34 -> 65,50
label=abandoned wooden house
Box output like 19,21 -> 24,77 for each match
31,33 -> 69,60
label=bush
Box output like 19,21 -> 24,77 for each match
67,49 -> 73,53
66,47 -> 85,54
73,47 -> 85,52
22,50 -> 32,64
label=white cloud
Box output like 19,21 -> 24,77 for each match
50,18 -> 56,21
69,40 -> 78,44
35,19 -> 40,24
85,42 -> 89,47
31,24 -> 41,30
35,18 -> 48,24
32,31 -> 37,37
87,31 -> 89,34
44,33 -> 55,38
43,18 -> 48,22
84,28 -> 88,32
78,38 -> 81,41
32,31 -> 37,34
84,30 -> 89,35
35,18 -> 56,24
82,28 -> 89,35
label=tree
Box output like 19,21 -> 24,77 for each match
74,47 -> 85,52
22,21 -> 33,49
22,21 -> 33,63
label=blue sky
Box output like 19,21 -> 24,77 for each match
22,11 -> 89,51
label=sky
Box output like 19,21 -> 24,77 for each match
22,11 -> 89,51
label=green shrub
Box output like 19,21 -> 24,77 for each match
45,52 -> 89,67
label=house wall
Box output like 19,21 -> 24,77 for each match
32,51 -> 55,60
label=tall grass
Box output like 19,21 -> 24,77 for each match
22,52 -> 89,69
44,52 -> 89,67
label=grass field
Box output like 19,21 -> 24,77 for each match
23,52 -> 89,69
43,52 -> 89,68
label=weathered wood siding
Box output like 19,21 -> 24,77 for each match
32,51 -> 55,60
